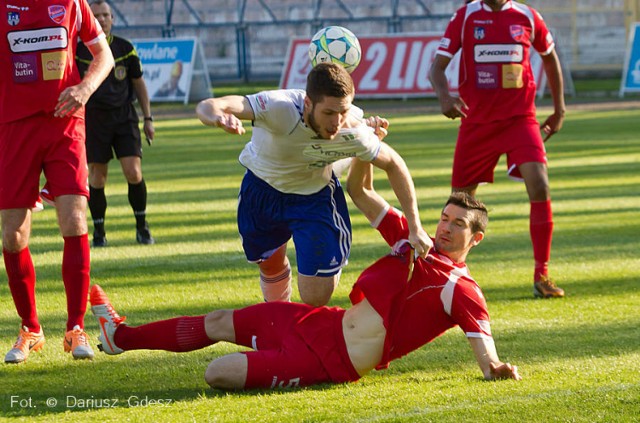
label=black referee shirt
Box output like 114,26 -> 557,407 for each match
76,34 -> 143,109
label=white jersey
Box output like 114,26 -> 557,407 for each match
241,89 -> 381,195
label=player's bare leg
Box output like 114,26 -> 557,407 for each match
204,309 -> 247,389
298,273 -> 339,307
205,353 -> 248,390
119,156 -> 143,184
56,195 -> 89,237
1,208 -> 31,252
258,244 -> 292,302
518,162 -> 564,298
519,162 -> 550,202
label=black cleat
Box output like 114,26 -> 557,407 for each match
92,233 -> 107,247
136,223 -> 155,245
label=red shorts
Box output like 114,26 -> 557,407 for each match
451,116 -> 547,188
233,302 -> 360,389
0,113 -> 88,209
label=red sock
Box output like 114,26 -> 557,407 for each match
530,200 -> 553,281
3,247 -> 40,332
114,315 -> 214,352
62,235 -> 91,331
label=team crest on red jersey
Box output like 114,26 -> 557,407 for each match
7,12 -> 20,26
474,27 -> 485,40
510,25 -> 526,42
48,5 -> 66,24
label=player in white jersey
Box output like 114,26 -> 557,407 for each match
197,63 -> 431,306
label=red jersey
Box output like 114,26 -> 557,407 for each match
0,0 -> 104,123
436,0 -> 554,124
349,207 -> 492,370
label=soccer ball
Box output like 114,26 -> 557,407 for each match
308,26 -> 362,73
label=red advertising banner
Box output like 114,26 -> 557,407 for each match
280,33 -> 544,99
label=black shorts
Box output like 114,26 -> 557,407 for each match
85,104 -> 142,164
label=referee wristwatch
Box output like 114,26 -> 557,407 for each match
144,116 -> 153,121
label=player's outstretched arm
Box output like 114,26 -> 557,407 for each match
370,143 -> 432,256
196,96 -> 254,135
468,337 -> 522,381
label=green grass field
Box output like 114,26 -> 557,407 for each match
1,102 -> 639,422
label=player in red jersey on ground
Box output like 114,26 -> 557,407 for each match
89,158 -> 521,390
430,0 -> 566,298
1,0 -> 114,363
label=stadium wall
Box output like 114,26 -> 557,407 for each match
108,0 -> 640,82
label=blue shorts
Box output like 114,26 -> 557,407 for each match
237,170 -> 352,276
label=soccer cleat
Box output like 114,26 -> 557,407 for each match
5,326 -> 45,364
90,285 -> 126,355
92,232 -> 107,248
136,222 -> 155,245
533,275 -> 565,298
64,325 -> 94,359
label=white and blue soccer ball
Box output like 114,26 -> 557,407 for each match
308,26 -> 362,74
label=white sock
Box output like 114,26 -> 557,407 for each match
260,265 -> 292,302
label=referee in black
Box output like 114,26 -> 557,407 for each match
77,0 -> 155,246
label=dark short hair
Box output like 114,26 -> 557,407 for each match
444,192 -> 489,233
89,0 -> 111,11
306,63 -> 355,104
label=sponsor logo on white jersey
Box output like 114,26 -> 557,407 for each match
255,93 -> 268,111
473,44 -> 523,63
8,27 -> 68,53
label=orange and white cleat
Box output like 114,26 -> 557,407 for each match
63,325 -> 94,359
4,326 -> 45,363
533,275 -> 565,298
90,285 -> 126,355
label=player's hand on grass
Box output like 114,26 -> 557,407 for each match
489,362 -> 522,381
540,110 -> 565,142
440,95 -> 468,120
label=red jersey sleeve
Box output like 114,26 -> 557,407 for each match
531,6 -> 554,55
436,6 -> 465,58
77,0 -> 104,46
449,279 -> 492,339
373,206 -> 409,248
